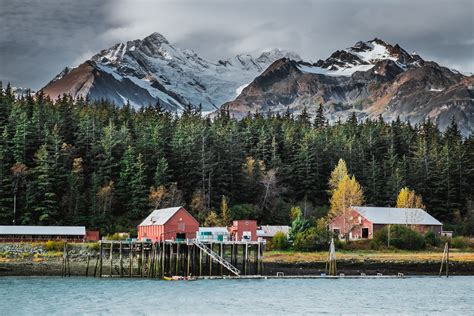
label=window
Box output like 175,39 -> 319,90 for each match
178,222 -> 185,231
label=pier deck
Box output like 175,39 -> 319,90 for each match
87,240 -> 265,278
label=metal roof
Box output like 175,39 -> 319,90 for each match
257,225 -> 291,237
0,225 -> 86,236
352,206 -> 442,226
139,207 -> 183,226
198,227 -> 229,233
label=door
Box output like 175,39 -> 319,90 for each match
362,228 -> 369,239
176,233 -> 186,241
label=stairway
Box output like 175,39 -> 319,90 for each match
193,240 -> 241,276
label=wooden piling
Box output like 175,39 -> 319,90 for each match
141,242 -> 145,277
244,243 -> 248,275
176,243 -> 180,276
257,242 -> 262,275
186,246 -> 191,276
129,242 -> 133,277
209,242 -> 213,276
66,243 -> 70,277
85,254 -> 90,277
199,247 -> 203,276
61,243 -> 66,277
119,242 -> 123,277
99,241 -> 103,278
93,254 -> 99,277
220,243 -> 224,275
161,241 -> 165,278
109,242 -> 114,276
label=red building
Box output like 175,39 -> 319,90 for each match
230,220 -> 257,241
85,230 -> 100,241
138,206 -> 199,242
329,206 -> 443,240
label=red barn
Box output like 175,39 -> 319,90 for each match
138,206 -> 199,242
329,206 -> 443,240
230,220 -> 257,241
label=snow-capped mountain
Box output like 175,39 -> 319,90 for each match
41,32 -> 300,112
222,38 -> 474,135
297,38 -> 424,77
41,35 -> 473,135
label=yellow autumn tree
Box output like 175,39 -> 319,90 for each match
396,187 -> 425,209
328,159 -> 349,194
329,175 -> 365,218
204,210 -> 220,226
220,195 -> 232,226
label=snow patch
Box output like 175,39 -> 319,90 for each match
349,42 -> 397,64
235,83 -> 250,96
298,63 -> 374,77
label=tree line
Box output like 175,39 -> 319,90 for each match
0,83 -> 473,235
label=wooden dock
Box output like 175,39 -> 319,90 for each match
93,240 -> 265,278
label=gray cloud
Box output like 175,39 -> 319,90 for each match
1,0 -> 473,89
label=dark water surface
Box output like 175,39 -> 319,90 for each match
0,276 -> 473,315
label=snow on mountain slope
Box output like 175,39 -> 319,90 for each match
297,38 -> 424,77
222,38 -> 473,136
42,32 -> 300,112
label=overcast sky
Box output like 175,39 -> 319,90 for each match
0,0 -> 473,90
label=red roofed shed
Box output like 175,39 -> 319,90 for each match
138,206 -> 199,242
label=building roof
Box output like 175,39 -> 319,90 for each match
351,206 -> 442,226
0,225 -> 86,236
198,227 -> 229,233
257,225 -> 291,237
139,206 -> 184,226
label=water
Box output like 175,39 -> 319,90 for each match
0,276 -> 473,315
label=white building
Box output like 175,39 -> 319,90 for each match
196,227 -> 230,242
257,225 -> 291,242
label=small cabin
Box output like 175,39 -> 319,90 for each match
138,206 -> 199,242
230,220 -> 257,241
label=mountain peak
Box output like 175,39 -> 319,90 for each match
301,38 -> 424,77
256,48 -> 302,63
143,32 -> 169,45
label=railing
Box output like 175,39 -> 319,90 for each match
193,239 -> 240,276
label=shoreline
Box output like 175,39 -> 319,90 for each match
2,243 -> 473,277
2,259 -> 474,277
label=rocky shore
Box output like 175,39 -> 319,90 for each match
1,243 -> 473,277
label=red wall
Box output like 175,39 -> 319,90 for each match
85,230 -> 100,241
329,210 -> 373,239
231,220 -> 257,241
138,207 -> 199,241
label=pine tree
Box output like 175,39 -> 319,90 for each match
30,145 -> 57,224
128,153 -> 147,219
314,104 -> 326,129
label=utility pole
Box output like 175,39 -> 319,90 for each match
12,180 -> 18,225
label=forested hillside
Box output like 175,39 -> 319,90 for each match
0,83 -> 473,234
